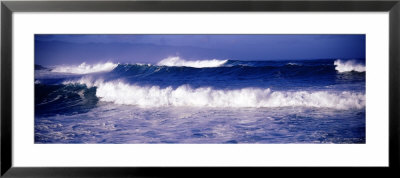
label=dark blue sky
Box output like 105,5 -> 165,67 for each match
35,34 -> 365,66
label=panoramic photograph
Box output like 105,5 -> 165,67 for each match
34,34 -> 366,144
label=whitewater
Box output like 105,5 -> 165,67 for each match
35,58 -> 366,144
62,78 -> 365,109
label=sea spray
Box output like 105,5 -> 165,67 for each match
52,62 -> 118,74
334,59 -> 365,73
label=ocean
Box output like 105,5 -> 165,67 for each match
34,57 -> 366,143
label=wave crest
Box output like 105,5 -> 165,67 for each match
157,56 -> 228,68
52,62 -> 118,74
334,59 -> 365,73
64,78 -> 365,109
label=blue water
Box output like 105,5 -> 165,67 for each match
34,58 -> 366,143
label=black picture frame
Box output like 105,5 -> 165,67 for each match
1,0 -> 399,177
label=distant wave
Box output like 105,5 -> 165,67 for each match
286,62 -> 302,66
64,77 -> 365,109
334,59 -> 365,73
52,62 -> 118,74
47,59 -> 364,74
157,56 -> 228,68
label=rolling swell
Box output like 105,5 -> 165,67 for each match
112,59 -> 365,78
112,61 -> 336,79
106,60 -> 364,89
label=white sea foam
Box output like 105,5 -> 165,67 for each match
334,59 -> 365,73
157,56 -> 228,68
52,62 -> 118,74
64,78 -> 365,109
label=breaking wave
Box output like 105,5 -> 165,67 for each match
334,59 -> 365,73
52,62 -> 118,74
63,77 -> 365,110
157,56 -> 228,68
